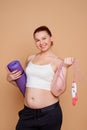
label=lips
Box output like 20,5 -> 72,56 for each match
41,45 -> 46,48
40,44 -> 47,48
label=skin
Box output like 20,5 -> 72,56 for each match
7,30 -> 74,109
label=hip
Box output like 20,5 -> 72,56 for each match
16,102 -> 63,129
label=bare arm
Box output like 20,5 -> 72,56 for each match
7,70 -> 22,86
7,55 -> 35,86
51,57 -> 74,97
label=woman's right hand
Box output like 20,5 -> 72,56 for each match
7,70 -> 22,82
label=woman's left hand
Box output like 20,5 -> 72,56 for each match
63,57 -> 75,68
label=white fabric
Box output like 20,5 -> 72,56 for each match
25,61 -> 54,90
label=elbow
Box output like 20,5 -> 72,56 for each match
60,84 -> 66,92
58,84 -> 66,94
51,85 -> 66,97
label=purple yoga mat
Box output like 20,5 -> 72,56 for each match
7,60 -> 26,96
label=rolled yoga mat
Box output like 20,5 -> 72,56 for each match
7,60 -> 26,96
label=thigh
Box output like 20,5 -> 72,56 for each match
16,107 -> 39,130
16,119 -> 39,130
16,120 -> 39,130
16,125 -> 39,130
40,103 -> 62,130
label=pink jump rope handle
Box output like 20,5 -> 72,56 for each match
71,59 -> 80,106
72,82 -> 78,106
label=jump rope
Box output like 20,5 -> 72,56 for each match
52,59 -> 80,106
7,59 -> 80,106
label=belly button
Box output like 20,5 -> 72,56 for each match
31,97 -> 34,100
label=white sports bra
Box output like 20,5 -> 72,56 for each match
25,61 -> 54,90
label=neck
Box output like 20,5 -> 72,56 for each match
39,49 -> 54,56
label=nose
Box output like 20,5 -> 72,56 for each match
39,40 -> 44,45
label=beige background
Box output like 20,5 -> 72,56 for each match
0,0 -> 87,130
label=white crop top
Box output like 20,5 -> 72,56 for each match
25,61 -> 54,90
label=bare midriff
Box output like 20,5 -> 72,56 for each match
24,87 -> 59,109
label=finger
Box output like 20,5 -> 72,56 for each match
64,57 -> 67,63
11,70 -> 19,73
13,75 -> 22,80
65,57 -> 74,64
69,57 -> 74,64
12,70 -> 22,74
71,57 -> 75,63
11,73 -> 22,80
14,71 -> 22,77
64,57 -> 74,67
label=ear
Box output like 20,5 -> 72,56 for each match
50,36 -> 53,42
50,36 -> 53,46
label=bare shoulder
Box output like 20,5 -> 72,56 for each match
51,55 -> 63,72
25,54 -> 35,65
27,55 -> 35,61
52,56 -> 63,66
56,57 -> 63,65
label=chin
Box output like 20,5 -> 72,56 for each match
41,49 -> 48,52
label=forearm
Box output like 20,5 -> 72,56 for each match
55,64 -> 68,90
9,80 -> 17,86
59,65 -> 68,89
7,76 -> 17,87
51,65 -> 68,97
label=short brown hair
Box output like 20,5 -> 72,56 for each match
33,26 -> 52,37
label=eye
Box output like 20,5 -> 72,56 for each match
42,37 -> 46,40
35,39 -> 40,42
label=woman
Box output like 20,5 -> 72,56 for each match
7,26 -> 74,130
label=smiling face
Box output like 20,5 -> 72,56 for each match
34,31 -> 53,52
